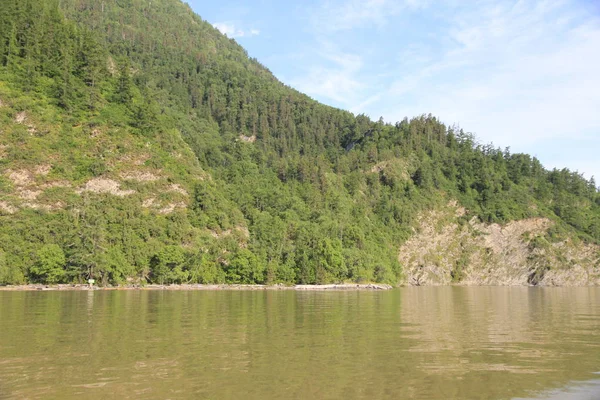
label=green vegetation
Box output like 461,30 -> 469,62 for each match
0,0 -> 598,286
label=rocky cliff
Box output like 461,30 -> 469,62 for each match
399,202 -> 600,286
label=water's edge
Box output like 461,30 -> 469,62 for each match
0,283 -> 393,291
2,282 -> 599,291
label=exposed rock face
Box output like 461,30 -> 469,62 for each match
14,111 -> 27,124
34,164 -> 51,175
239,134 -> 256,143
399,202 -> 600,286
120,171 -> 161,182
0,201 -> 17,215
167,184 -> 188,195
7,169 -> 34,186
157,202 -> 186,215
18,189 -> 42,201
3,167 -> 68,211
78,178 -> 135,197
13,111 -> 37,133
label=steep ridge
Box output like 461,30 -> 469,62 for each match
0,0 -> 598,286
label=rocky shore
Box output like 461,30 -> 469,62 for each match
0,283 -> 393,291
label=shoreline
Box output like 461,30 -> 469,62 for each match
2,283 -> 597,291
0,283 -> 394,291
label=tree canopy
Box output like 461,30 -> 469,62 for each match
0,0 -> 597,285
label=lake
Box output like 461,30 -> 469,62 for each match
1,287 -> 599,399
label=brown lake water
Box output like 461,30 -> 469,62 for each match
0,287 -> 599,399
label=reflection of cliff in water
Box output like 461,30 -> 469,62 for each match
398,287 -> 600,398
0,288 -> 599,399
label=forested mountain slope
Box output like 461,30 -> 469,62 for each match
0,0 -> 598,286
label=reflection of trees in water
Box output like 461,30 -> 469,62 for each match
0,289 -> 599,399
398,287 -> 600,398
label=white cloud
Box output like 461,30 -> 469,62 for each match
312,0 -> 425,32
368,0 -> 600,178
290,44 -> 365,106
290,0 -> 600,178
390,2 -> 599,135
213,22 -> 260,38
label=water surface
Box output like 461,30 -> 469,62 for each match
1,287 -> 599,399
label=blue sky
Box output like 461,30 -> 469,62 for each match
188,0 -> 600,182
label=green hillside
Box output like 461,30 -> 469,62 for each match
0,0 -> 598,286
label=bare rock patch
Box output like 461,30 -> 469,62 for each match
13,112 -> 38,134
78,178 -> 135,197
20,202 -> 64,212
167,184 -> 188,196
22,202 -> 51,211
107,56 -> 117,75
209,226 -> 250,239
40,181 -> 71,189
399,201 -> 598,286
14,112 -> 27,124
7,170 -> 33,186
0,201 -> 17,214
157,202 -> 186,215
235,226 -> 250,238
142,198 -> 155,208
370,161 -> 388,173
133,154 -> 151,166
90,128 -> 102,138
239,134 -> 256,143
118,153 -> 150,166
34,164 -> 51,176
121,171 -> 161,182
18,189 -> 42,201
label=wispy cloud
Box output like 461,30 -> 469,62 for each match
290,44 -> 365,106
382,1 -> 600,147
290,0 -> 411,106
312,0 -> 425,31
374,0 -> 600,177
290,0 -> 600,178
213,22 -> 260,38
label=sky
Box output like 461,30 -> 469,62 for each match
188,0 -> 600,182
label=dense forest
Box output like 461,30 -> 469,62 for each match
0,0 -> 598,286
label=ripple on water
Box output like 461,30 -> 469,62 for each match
0,288 -> 599,399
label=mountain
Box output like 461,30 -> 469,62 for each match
0,0 -> 598,286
